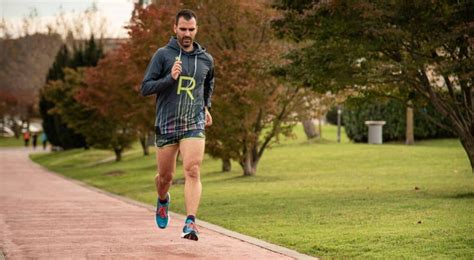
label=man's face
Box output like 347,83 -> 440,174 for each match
174,17 -> 198,49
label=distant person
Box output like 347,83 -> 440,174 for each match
140,9 -> 215,241
41,132 -> 48,150
32,132 -> 38,149
23,131 -> 30,147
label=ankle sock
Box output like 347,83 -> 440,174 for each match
186,215 -> 195,223
159,198 -> 168,204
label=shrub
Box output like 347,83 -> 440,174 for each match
343,97 -> 456,142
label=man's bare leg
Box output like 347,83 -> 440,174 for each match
179,139 -> 205,216
156,145 -> 179,200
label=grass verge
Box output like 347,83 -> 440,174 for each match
0,136 -> 24,147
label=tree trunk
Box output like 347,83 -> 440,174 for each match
222,158 -> 231,172
11,118 -> 21,138
147,132 -> 155,146
302,119 -> 319,139
242,159 -> 256,176
318,117 -> 323,139
406,101 -> 414,145
1,118 -> 5,137
139,135 -> 149,156
114,147 -> 122,162
418,71 -> 473,172
459,135 -> 474,174
337,105 -> 342,143
241,152 -> 258,176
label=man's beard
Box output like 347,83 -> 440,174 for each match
179,36 -> 193,48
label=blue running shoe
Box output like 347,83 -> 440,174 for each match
181,219 -> 199,241
156,192 -> 170,229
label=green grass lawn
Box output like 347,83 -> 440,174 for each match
30,125 -> 474,258
0,136 -> 24,147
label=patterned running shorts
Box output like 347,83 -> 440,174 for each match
155,129 -> 205,148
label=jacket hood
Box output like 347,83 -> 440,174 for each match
167,36 -> 205,55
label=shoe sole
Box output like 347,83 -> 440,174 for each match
181,231 -> 199,241
156,192 -> 171,229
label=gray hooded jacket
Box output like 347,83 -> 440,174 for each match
141,37 -> 214,135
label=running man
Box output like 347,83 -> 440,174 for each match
140,9 -> 214,241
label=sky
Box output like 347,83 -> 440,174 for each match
1,0 -> 136,38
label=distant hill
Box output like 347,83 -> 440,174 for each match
0,34 -> 63,102
0,35 -> 127,105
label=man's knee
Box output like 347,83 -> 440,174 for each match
184,162 -> 201,179
156,172 -> 173,183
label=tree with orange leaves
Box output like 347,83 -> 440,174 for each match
184,0 -> 309,176
78,2 -> 179,156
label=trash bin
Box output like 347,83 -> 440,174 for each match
365,121 -> 386,144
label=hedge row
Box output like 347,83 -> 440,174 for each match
342,97 -> 456,142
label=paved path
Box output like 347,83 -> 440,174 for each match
0,148 -> 313,259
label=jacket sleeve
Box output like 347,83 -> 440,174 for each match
203,57 -> 215,108
140,50 -> 175,96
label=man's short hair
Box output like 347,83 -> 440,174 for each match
175,9 -> 197,25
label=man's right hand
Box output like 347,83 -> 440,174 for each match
171,60 -> 182,80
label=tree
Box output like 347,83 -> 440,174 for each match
40,44 -> 88,149
273,1 -> 474,172
40,35 -> 104,149
46,68 -> 135,161
122,2 -> 180,155
71,2 -> 180,158
80,46 -> 144,159
47,44 -> 70,81
185,0 -> 308,176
